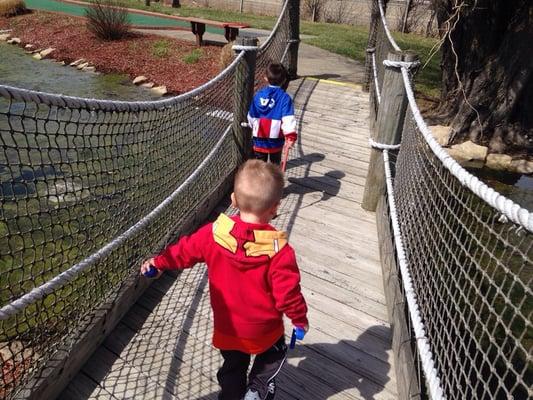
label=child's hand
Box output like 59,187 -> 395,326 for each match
286,139 -> 296,149
140,258 -> 163,279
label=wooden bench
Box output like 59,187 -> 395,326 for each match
187,17 -> 249,46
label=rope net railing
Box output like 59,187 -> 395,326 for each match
0,2 -> 293,397
366,1 -> 532,399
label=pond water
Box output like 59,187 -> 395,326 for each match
0,42 -> 159,100
469,167 -> 533,211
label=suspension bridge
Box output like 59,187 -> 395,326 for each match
0,1 -> 531,399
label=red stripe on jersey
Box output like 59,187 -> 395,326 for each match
258,118 -> 272,138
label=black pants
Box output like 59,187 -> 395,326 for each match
254,151 -> 282,165
217,336 -> 287,400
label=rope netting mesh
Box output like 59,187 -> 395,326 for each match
0,1 -> 293,396
366,0 -> 532,399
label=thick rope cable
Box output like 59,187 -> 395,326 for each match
259,0 -> 289,51
369,138 -> 400,150
383,59 -> 420,70
383,150 -> 446,400
377,0 -> 401,51
0,51 -> 245,111
399,67 -> 533,233
371,51 -> 381,104
0,126 -> 233,320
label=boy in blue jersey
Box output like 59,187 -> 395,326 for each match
247,63 -> 297,164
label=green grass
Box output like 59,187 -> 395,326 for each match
117,0 -> 441,98
182,48 -> 202,64
152,39 -> 171,58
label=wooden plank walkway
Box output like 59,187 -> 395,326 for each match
59,78 -> 397,400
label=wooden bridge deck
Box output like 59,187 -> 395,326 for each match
60,78 -> 397,400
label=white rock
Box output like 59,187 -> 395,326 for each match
39,47 -> 55,58
0,29 -> 12,34
24,44 -> 34,50
77,62 -> 89,70
58,61 -> 66,66
133,75 -> 148,85
83,66 -> 96,72
450,140 -> 488,162
509,159 -> 533,175
33,53 -> 43,60
141,82 -> 155,88
7,37 -> 21,44
151,85 -> 168,96
0,33 -> 10,41
69,58 -> 85,67
429,125 -> 452,146
486,154 -> 512,171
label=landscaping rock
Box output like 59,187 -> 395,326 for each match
77,62 -> 89,70
509,159 -> 533,175
0,34 -> 10,41
7,37 -> 21,44
58,61 -> 66,66
0,29 -> 12,34
69,58 -> 85,67
32,53 -> 43,60
450,140 -> 488,162
152,85 -> 168,96
447,147 -> 485,169
429,125 -> 453,146
141,82 -> 155,88
39,47 -> 55,58
133,75 -> 148,85
82,66 -> 96,72
24,44 -> 34,50
486,154 -> 512,171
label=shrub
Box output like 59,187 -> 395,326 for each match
0,0 -> 28,17
152,39 -> 170,58
85,0 -> 131,41
183,49 -> 202,64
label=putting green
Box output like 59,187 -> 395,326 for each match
24,0 -> 225,35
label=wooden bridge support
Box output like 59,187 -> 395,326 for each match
232,36 -> 258,161
287,0 -> 300,79
361,51 -> 418,211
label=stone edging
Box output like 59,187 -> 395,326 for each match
1,33 -> 168,96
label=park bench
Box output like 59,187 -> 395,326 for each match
187,17 -> 249,46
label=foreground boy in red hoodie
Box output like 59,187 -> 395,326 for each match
140,160 -> 308,400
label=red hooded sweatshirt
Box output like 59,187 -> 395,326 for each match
153,213 -> 308,354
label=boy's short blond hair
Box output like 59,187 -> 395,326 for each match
234,160 -> 284,213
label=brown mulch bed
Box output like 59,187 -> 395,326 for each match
0,11 -> 222,94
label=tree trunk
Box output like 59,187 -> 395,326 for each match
430,0 -> 533,154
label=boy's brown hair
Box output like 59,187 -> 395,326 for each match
234,160 -> 284,213
266,63 -> 288,87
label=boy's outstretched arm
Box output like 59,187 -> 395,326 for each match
269,247 -> 309,331
140,224 -> 210,275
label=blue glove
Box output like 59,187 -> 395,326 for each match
143,265 -> 159,278
289,327 -> 306,349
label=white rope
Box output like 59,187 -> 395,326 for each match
383,149 -> 446,400
260,0 -> 289,51
369,138 -> 400,150
0,126 -> 233,320
399,67 -> 533,233
377,0 -> 401,51
383,59 -> 420,70
371,52 -> 381,104
232,45 -> 259,52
